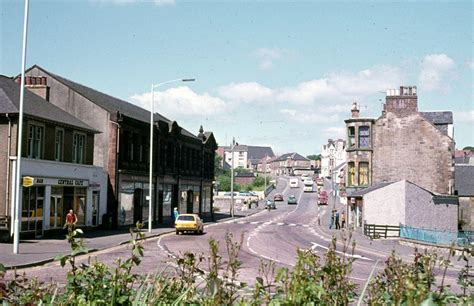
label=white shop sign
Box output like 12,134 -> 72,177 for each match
33,177 -> 89,187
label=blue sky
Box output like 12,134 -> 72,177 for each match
1,0 -> 473,156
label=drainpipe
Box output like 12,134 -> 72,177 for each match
5,114 -> 12,217
109,115 -> 121,229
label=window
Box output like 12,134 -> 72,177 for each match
348,127 -> 355,147
27,124 -> 44,158
358,162 -> 369,186
348,162 -> 356,186
359,126 -> 370,148
55,128 -> 64,161
72,132 -> 86,164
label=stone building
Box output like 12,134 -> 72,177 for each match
0,76 -> 107,240
221,145 -> 275,170
270,153 -> 310,176
21,65 -> 217,228
320,139 -> 346,178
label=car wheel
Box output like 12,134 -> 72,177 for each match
176,230 -> 180,235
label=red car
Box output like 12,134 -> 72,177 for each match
274,193 -> 284,201
318,190 -> 328,205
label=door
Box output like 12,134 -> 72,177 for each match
50,195 -> 63,228
92,191 -> 100,226
186,190 -> 193,213
158,190 -> 164,224
133,188 -> 143,224
35,187 -> 45,238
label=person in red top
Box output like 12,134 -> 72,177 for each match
65,209 -> 77,229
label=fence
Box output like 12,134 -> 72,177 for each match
399,225 -> 469,246
363,224 -> 400,239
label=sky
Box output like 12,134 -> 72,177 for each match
1,0 -> 473,156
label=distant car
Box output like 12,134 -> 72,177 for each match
265,200 -> 276,210
287,195 -> 297,205
223,192 -> 238,197
274,193 -> 284,201
301,174 -> 309,181
289,178 -> 299,188
318,190 -> 328,205
316,178 -> 324,186
175,214 -> 204,235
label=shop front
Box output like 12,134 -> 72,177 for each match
17,159 -> 106,237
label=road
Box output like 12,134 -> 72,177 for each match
17,176 -> 464,293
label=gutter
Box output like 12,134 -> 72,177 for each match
5,114 -> 11,216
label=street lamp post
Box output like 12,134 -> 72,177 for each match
148,78 -> 195,233
12,0 -> 30,254
230,138 -> 236,217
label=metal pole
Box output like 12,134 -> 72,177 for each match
13,0 -> 29,254
263,155 -> 267,198
148,84 -> 154,233
230,138 -> 235,217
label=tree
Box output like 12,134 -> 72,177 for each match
307,154 -> 321,160
462,146 -> 474,152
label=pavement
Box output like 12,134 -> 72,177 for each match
0,206 -> 262,269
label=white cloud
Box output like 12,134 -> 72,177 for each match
322,127 -> 346,139
280,109 -> 340,124
454,110 -> 474,123
255,48 -> 283,70
217,82 -> 273,103
468,61 -> 474,70
419,54 -> 455,91
129,86 -> 227,117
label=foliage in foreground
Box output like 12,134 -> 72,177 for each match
0,224 -> 472,305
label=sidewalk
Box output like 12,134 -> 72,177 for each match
0,207 -> 261,269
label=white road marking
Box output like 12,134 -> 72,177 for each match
310,242 -> 373,261
277,222 -> 284,226
288,223 -> 296,227
250,221 -> 260,225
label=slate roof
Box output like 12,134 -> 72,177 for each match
247,146 -> 275,164
455,165 -> 474,196
26,65 -> 198,139
274,152 -> 309,162
348,182 -> 395,197
0,75 -> 97,132
420,112 -> 453,125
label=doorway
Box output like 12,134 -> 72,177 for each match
133,188 -> 143,224
186,190 -> 193,213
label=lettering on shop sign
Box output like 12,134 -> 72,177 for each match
30,177 -> 89,187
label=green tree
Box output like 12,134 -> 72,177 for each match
306,154 -> 321,160
462,146 -> 474,152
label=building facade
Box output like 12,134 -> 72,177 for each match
0,76 -> 107,240
22,66 -> 216,228
221,145 -> 275,170
270,153 -> 311,176
320,139 -> 346,178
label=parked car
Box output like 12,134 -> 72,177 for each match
287,195 -> 297,205
175,214 -> 204,235
274,193 -> 284,201
223,192 -> 238,197
265,199 -> 276,210
318,190 -> 328,205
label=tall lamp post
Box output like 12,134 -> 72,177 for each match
12,0 -> 30,254
148,78 -> 195,233
230,138 -> 237,217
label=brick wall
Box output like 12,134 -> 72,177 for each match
373,112 -> 454,194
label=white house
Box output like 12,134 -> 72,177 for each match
321,139 -> 346,178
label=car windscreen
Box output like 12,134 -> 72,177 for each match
177,215 -> 195,221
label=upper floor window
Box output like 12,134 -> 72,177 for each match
27,124 -> 44,159
55,128 -> 64,161
348,162 -> 356,186
359,126 -> 370,148
358,162 -> 369,186
348,127 -> 355,147
72,132 -> 86,164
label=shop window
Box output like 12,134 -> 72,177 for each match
348,162 -> 356,186
55,128 -> 64,161
358,162 -> 369,186
348,127 -> 355,147
21,186 -> 44,234
72,132 -> 86,164
359,126 -> 370,148
27,124 -> 44,159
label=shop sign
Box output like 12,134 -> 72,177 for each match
30,177 -> 89,187
22,176 -> 34,187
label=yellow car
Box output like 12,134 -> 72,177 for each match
175,214 -> 204,235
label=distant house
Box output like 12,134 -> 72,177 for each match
220,145 -> 275,170
234,172 -> 256,186
321,139 -> 346,178
270,153 -> 310,176
455,164 -> 474,231
348,180 -> 458,232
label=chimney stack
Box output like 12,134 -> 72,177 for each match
383,85 -> 418,116
351,102 -> 360,118
24,76 -> 50,101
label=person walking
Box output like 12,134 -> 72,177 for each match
335,210 -> 340,229
341,211 -> 346,228
64,209 -> 77,230
329,210 -> 335,229
173,207 -> 179,223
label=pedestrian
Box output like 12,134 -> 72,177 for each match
64,209 -> 77,229
173,207 -> 179,222
335,210 -> 340,229
329,210 -> 335,229
341,211 -> 346,228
